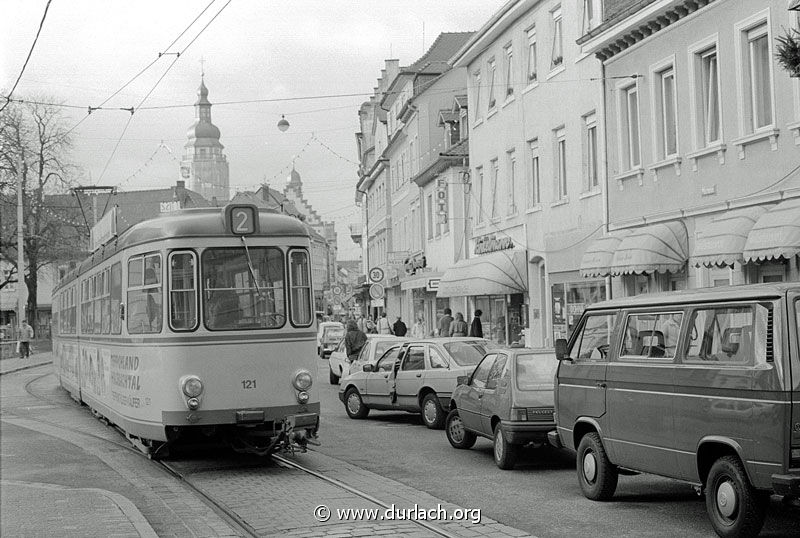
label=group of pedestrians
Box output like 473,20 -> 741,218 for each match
436,308 -> 483,338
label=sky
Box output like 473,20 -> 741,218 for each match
2,0 -> 507,260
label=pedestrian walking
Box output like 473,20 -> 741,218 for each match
377,312 -> 393,334
392,316 -> 407,336
344,319 -> 367,362
437,308 -> 454,337
365,318 -> 378,334
469,309 -> 484,338
18,319 -> 34,358
449,312 -> 468,337
411,316 -> 426,338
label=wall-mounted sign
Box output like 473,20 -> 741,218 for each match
426,278 -> 440,292
369,267 -> 385,283
404,254 -> 427,275
474,233 -> 515,255
160,200 -> 182,213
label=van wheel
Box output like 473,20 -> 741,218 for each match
577,432 -> 618,500
421,393 -> 445,429
705,455 -> 767,538
344,388 -> 369,419
493,423 -> 519,470
445,409 -> 476,449
329,367 -> 339,385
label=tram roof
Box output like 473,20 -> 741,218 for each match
58,207 -> 312,287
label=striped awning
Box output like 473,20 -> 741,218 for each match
437,249 -> 527,298
693,206 -> 769,267
609,221 -> 688,275
742,198 -> 800,263
579,231 -> 630,277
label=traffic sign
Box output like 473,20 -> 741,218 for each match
369,283 -> 385,300
331,284 -> 343,295
369,267 -> 385,283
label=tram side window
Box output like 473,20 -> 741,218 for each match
95,271 -> 104,334
202,247 -> 285,330
169,251 -> 197,331
127,254 -> 163,334
82,278 -> 93,334
289,250 -> 312,327
110,263 -> 122,334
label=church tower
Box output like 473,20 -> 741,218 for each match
180,76 -> 230,202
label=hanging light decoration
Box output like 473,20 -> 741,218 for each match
277,115 -> 290,132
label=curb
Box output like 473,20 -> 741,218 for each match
0,358 -> 52,376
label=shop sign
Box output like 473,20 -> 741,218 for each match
404,254 -> 427,275
426,278 -> 440,292
388,250 -> 410,267
474,233 -> 514,255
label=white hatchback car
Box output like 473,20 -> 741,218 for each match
328,334 -> 407,384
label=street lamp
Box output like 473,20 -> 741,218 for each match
277,115 -> 290,132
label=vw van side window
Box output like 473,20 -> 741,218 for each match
471,354 -> 497,389
683,306 -> 763,365
574,313 -> 618,360
620,313 -> 683,359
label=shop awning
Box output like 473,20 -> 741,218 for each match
609,221 -> 688,275
693,206 -> 769,267
742,197 -> 800,263
579,231 -> 630,277
437,249 -> 527,298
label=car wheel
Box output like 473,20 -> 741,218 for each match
493,423 -> 519,470
576,432 -> 618,501
329,367 -> 339,385
421,393 -> 445,429
344,388 -> 369,419
445,409 -> 476,449
705,455 -> 768,538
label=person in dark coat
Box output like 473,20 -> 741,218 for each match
437,308 -> 453,337
392,316 -> 407,336
344,319 -> 368,361
469,309 -> 484,338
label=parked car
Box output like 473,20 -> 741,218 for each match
446,348 -> 557,469
317,321 -> 344,359
338,338 -> 495,429
551,283 -> 800,538
328,334 -> 406,384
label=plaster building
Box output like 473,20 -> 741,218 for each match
578,0 -> 800,295
179,76 -> 231,203
450,0 -> 607,346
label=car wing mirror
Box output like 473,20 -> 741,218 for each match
555,338 -> 571,361
362,364 -> 374,373
456,375 -> 469,386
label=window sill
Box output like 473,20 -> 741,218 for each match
686,143 -> 726,172
526,204 -> 543,214
487,108 -> 499,120
502,95 -> 516,108
550,197 -> 569,208
788,121 -> 800,145
505,211 -> 519,220
547,64 -> 566,80
473,118 -> 484,129
613,167 -> 645,191
579,188 -> 601,200
647,155 -> 682,181
732,128 -> 779,159
489,217 -> 502,225
522,81 -> 539,95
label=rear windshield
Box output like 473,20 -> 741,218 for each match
516,353 -> 558,391
323,326 -> 344,340
374,340 -> 401,359
444,340 -> 493,366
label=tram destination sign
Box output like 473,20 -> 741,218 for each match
225,204 -> 260,235
90,206 -> 117,252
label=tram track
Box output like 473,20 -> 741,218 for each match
13,369 -> 459,537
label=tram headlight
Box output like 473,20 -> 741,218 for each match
187,397 -> 200,410
181,375 -> 204,398
296,391 -> 310,404
293,370 -> 313,391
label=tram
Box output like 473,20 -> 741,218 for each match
51,205 -> 320,457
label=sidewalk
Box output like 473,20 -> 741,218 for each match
0,350 -> 53,375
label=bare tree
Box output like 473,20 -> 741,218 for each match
0,97 -> 86,330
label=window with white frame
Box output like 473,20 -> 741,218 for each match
504,44 -> 514,98
554,127 -> 567,199
473,71 -> 482,122
619,83 -> 641,169
551,6 -> 563,69
488,59 -> 498,109
490,158 -> 500,218
655,65 -> 678,158
507,149 -> 517,215
584,113 -> 599,189
476,166 -> 484,223
582,0 -> 600,34
427,194 -> 434,240
694,44 -> 722,147
527,27 -> 538,83
741,21 -> 773,132
528,139 -> 540,207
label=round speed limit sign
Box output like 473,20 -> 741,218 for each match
369,267 -> 385,283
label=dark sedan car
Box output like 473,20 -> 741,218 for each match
446,348 -> 557,469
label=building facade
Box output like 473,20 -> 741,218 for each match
579,0 -> 800,296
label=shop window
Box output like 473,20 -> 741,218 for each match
552,280 -> 606,341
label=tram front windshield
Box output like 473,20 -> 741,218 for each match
203,248 -> 285,330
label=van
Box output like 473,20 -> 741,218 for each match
551,284 -> 799,537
